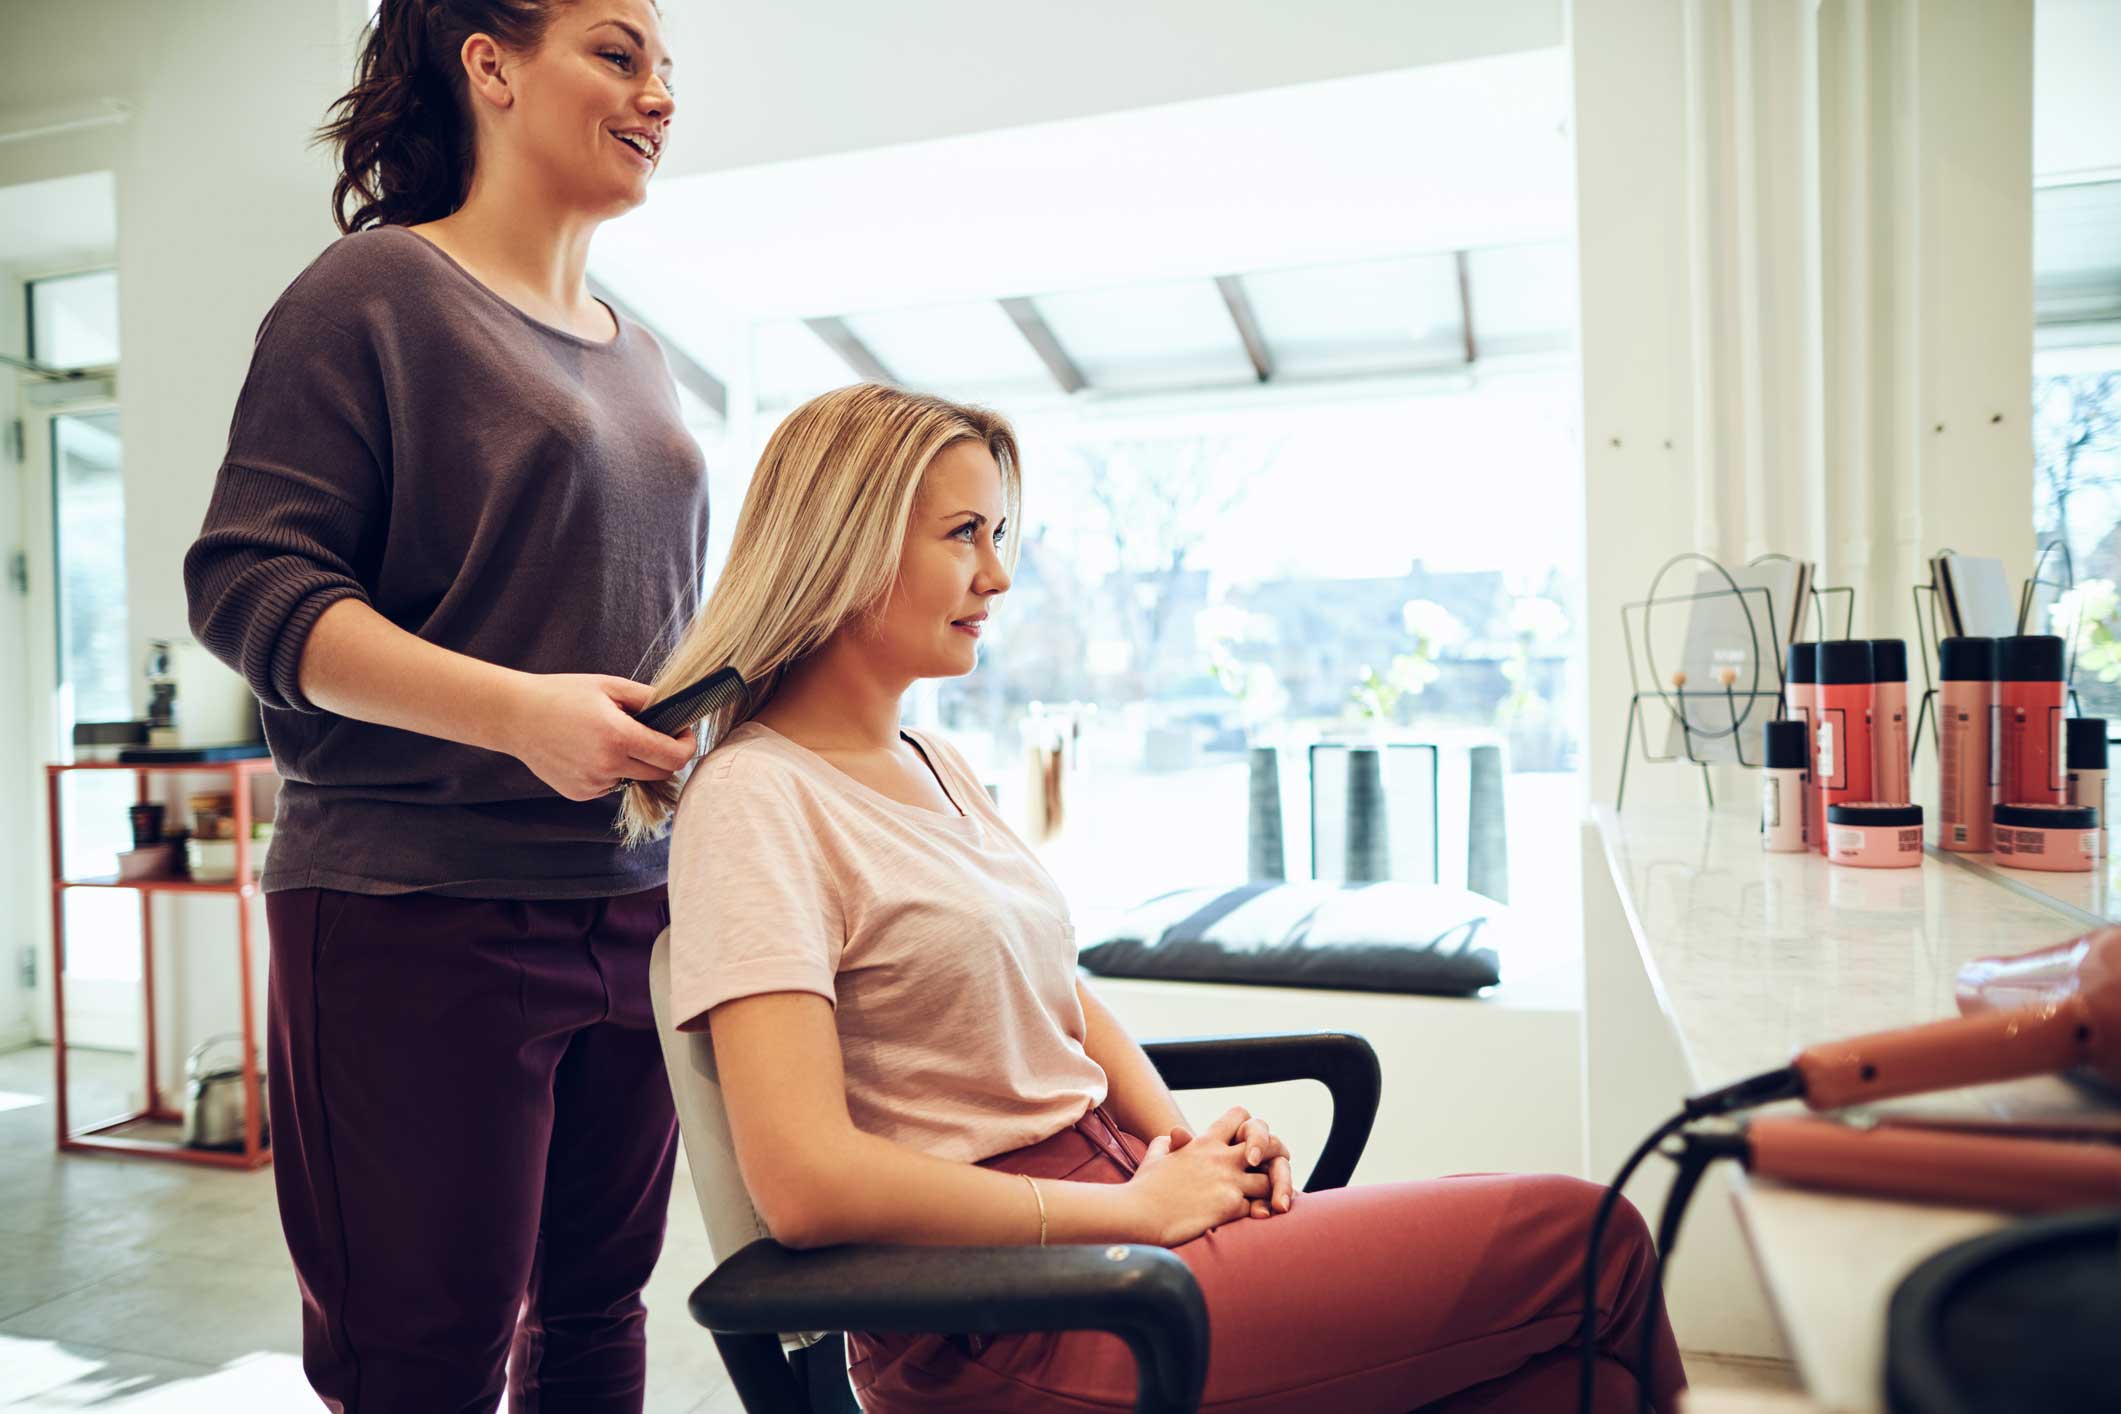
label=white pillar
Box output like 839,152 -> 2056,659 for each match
1579,0 -> 2034,814
1574,0 -> 2034,1362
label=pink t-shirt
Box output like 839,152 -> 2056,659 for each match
668,721 -> 1109,1164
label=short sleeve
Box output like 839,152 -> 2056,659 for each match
667,747 -> 846,1031
183,297 -> 387,712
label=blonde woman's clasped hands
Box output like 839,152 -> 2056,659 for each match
1128,1106 -> 1298,1249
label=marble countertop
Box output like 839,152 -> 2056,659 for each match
1592,803 -> 2116,1411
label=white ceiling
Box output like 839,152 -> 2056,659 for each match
0,170 -> 116,271
593,49 -> 1572,361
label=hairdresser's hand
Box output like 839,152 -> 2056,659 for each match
501,673 -> 696,801
1128,1106 -> 1274,1248
1166,1114 -> 1296,1219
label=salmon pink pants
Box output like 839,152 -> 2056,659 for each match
848,1106 -> 1685,1413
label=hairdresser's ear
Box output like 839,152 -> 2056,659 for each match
461,33 -> 514,109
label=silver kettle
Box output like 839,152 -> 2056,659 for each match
182,1034 -> 268,1150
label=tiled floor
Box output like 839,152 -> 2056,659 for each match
0,1046 -> 741,1414
1,1044 -> 1799,1412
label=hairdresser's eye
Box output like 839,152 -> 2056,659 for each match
601,48 -> 633,72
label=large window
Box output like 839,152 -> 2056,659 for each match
2030,176 -> 2121,714
927,372 -> 1582,918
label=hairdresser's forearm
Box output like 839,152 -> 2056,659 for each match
1078,981 -> 1190,1140
296,598 -> 528,752
774,1127 -> 1151,1250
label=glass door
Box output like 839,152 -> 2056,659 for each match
23,395 -> 141,1053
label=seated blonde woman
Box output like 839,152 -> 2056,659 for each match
626,384 -> 1684,1413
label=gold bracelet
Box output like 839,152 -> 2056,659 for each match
1020,1173 -> 1047,1247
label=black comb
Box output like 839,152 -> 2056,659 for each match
636,666 -> 752,739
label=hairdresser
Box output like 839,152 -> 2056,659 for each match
181,2 -> 699,1408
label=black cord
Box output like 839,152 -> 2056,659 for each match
1578,1108 -> 1690,1414
1634,1132 -> 1744,1414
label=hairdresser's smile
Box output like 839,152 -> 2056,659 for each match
609,124 -> 662,169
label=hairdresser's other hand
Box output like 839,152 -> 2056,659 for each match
502,673 -> 696,801
1129,1106 -> 1272,1248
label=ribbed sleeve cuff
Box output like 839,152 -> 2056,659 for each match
183,464 -> 374,715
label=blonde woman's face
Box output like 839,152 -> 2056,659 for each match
877,439 -> 1012,680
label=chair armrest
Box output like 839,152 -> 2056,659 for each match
691,1238 -> 1208,1414
1139,1032 -> 1381,1191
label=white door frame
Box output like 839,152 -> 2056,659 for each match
18,377 -> 141,1051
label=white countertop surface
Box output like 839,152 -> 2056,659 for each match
1592,803 -> 2116,1411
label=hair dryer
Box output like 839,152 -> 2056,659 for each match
1686,926 -> 2121,1120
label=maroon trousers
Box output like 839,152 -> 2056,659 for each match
849,1107 -> 1686,1413
264,886 -> 679,1414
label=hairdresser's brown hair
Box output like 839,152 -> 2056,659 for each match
319,0 -> 562,232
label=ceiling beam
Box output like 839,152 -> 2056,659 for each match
1454,249 -> 1477,365
1213,274 -> 1273,383
803,316 -> 898,384
999,296 -> 1087,395
588,276 -> 727,418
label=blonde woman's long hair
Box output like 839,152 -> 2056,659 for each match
616,382 -> 1021,846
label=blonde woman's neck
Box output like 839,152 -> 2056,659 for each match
751,638 -> 913,754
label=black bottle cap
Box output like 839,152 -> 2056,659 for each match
1816,639 -> 1875,685
1867,639 -> 1908,682
1784,642 -> 1818,685
1938,637 -> 1999,682
1994,803 -> 2098,830
1827,802 -> 1924,827
1764,719 -> 1808,769
1998,635 -> 2066,683
2067,717 -> 2109,769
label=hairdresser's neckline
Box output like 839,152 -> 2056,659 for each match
384,225 -> 627,351
738,721 -> 980,828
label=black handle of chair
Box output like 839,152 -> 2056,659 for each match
691,1239 -> 1209,1414
1139,1032 -> 1381,1192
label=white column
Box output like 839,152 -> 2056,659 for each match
1578,0 -> 2034,813
1574,0 -> 2034,1362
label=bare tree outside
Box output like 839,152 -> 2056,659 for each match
2035,371 -> 2121,558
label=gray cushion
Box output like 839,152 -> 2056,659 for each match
1078,881 -> 1503,997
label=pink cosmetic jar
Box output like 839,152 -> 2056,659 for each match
1991,803 -> 2102,872
1825,802 -> 1925,869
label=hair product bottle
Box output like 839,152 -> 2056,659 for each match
1937,637 -> 1998,853
1998,636 -> 2067,806
2066,716 -> 2108,834
1785,642 -> 1821,855
1869,639 -> 1910,805
1815,640 -> 1877,853
1764,719 -> 1810,852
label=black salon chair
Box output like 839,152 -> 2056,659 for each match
649,931 -> 1382,1414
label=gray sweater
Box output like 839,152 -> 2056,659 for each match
184,226 -> 708,898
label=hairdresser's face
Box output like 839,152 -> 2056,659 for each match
877,441 -> 1013,681
484,0 -> 677,217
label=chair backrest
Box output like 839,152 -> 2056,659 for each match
647,928 -> 825,1353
